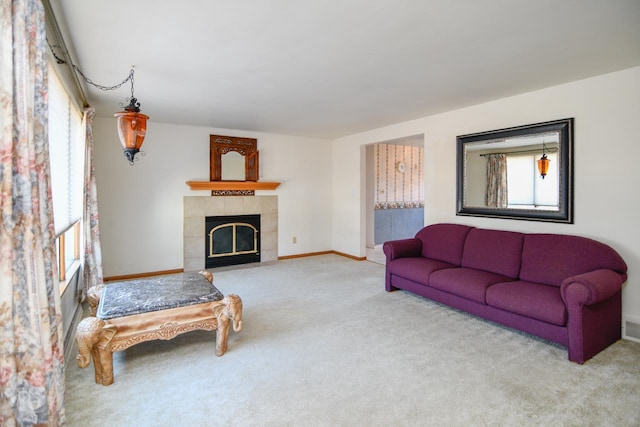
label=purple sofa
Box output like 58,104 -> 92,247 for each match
383,223 -> 628,364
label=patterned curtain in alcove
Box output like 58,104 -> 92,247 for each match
0,0 -> 66,424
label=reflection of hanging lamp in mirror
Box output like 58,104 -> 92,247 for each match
114,69 -> 149,165
537,142 -> 550,179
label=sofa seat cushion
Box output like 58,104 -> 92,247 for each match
486,281 -> 567,326
388,257 -> 455,286
429,268 -> 513,304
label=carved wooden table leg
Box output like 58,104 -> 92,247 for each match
95,346 -> 114,386
214,294 -> 243,356
216,315 -> 230,356
76,316 -> 117,385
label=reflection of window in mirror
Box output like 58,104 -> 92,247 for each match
506,152 -> 558,210
221,151 -> 245,181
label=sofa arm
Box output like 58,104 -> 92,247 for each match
561,269 -> 625,306
382,238 -> 422,261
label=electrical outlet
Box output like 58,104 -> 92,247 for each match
292,236 -> 297,244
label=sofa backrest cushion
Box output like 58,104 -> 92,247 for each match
461,228 -> 524,278
520,234 -> 628,286
415,224 -> 474,266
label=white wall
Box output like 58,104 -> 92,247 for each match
331,66 -> 640,321
92,66 -> 640,320
93,119 -> 332,276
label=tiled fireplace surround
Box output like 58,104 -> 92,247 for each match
183,196 -> 278,272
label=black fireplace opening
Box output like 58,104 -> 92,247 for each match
205,214 -> 261,268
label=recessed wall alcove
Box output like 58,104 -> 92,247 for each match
183,196 -> 278,271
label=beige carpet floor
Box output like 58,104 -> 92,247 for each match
64,254 -> 640,426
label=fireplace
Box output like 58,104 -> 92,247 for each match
205,214 -> 261,268
183,196 -> 277,272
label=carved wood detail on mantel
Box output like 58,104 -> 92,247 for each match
186,181 -> 281,191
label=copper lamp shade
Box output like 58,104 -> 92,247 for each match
537,153 -> 550,179
114,97 -> 149,164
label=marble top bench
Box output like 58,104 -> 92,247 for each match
97,272 -> 224,319
76,271 -> 242,386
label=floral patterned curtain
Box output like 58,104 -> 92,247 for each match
82,107 -> 104,295
0,0 -> 66,424
485,153 -> 508,208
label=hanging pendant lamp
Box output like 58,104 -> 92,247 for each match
114,69 -> 149,165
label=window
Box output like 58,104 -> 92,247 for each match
48,63 -> 85,291
506,152 -> 558,209
57,220 -> 81,282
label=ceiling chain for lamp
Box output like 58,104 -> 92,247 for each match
48,40 -> 150,165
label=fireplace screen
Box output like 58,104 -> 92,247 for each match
205,214 -> 261,268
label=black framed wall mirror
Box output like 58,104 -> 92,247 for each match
456,118 -> 573,223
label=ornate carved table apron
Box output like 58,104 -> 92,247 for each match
76,271 -> 242,385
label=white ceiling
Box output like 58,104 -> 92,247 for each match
52,0 -> 640,140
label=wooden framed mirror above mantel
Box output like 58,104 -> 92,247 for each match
210,134 -> 259,181
185,134 -> 280,193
